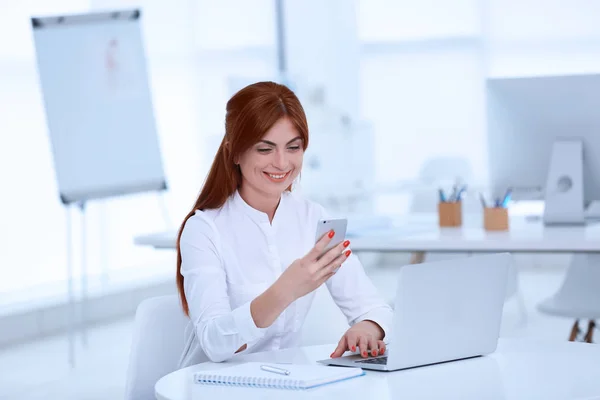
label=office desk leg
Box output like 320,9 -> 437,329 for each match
410,252 -> 426,264
569,320 -> 580,342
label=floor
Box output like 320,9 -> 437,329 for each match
0,254 -> 591,400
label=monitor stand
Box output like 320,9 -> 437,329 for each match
543,139 -> 585,225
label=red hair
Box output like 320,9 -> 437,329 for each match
176,81 -> 309,316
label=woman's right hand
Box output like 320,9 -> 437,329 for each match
276,230 -> 352,302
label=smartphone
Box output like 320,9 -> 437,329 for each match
314,218 -> 348,259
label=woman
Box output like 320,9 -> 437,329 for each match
176,81 -> 392,368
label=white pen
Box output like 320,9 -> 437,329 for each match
260,364 -> 291,376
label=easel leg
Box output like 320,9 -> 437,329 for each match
584,320 -> 596,343
569,320 -> 580,342
65,206 -> 75,368
79,202 -> 87,347
410,251 -> 426,264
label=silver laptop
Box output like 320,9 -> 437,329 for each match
318,253 -> 510,371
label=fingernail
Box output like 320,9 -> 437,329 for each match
372,350 -> 377,356
380,349 -> 385,355
351,346 -> 356,352
345,250 -> 352,257
343,240 -> 350,247
328,230 -> 335,238
362,351 -> 367,357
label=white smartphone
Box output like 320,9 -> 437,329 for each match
314,218 -> 348,259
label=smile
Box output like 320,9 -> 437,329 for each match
263,171 -> 291,182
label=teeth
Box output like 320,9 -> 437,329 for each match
268,173 -> 286,179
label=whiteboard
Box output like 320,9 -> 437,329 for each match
31,9 -> 167,205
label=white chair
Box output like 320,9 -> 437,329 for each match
408,156 -> 476,214
538,254 -> 600,343
124,295 -> 191,400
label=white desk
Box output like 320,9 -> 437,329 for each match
349,222 -> 600,254
134,213 -> 600,254
155,338 -> 600,400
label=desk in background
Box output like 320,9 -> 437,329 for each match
155,338 -> 600,400
134,212 -> 600,254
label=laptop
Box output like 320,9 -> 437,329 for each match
318,253 -> 510,371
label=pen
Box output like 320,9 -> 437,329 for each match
501,188 -> 512,208
448,184 -> 458,202
479,193 -> 487,208
455,185 -> 467,202
439,188 -> 446,203
260,365 -> 291,376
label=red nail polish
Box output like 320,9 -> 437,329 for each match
362,351 -> 367,357
328,230 -> 335,238
380,349 -> 385,355
345,250 -> 351,257
372,350 -> 377,356
343,240 -> 350,247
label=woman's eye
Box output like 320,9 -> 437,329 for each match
288,146 -> 301,151
257,148 -> 272,153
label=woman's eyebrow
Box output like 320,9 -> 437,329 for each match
258,136 -> 302,146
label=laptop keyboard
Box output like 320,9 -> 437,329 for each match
355,356 -> 388,365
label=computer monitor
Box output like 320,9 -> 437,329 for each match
486,73 -> 600,225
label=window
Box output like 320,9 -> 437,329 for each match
358,0 -> 481,42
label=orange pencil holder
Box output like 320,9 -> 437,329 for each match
438,202 -> 462,228
483,207 -> 509,231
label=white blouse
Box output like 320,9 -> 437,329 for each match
177,189 -> 393,367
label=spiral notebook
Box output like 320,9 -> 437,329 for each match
193,362 -> 365,390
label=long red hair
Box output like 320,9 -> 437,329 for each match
176,81 -> 309,315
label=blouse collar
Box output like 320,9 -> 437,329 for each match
232,189 -> 287,225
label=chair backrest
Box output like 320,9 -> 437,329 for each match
409,156 -> 476,213
124,295 -> 189,400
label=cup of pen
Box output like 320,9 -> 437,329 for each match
481,190 -> 510,231
438,201 -> 462,227
437,186 -> 465,228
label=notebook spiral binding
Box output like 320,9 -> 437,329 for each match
194,373 -> 304,390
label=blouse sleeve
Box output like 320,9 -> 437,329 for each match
179,212 -> 268,362
318,206 -> 394,339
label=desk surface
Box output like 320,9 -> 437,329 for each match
135,213 -> 600,253
155,338 -> 600,400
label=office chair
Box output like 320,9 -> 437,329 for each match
124,295 -> 194,400
538,254 -> 600,343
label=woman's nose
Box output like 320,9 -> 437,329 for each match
273,150 -> 288,169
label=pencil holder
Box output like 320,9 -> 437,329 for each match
438,202 -> 462,227
483,207 -> 509,231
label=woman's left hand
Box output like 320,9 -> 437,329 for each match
330,320 -> 386,358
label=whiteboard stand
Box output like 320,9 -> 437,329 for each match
99,203 -> 109,289
31,8 -> 169,368
78,202 -> 88,347
64,201 -> 89,366
65,207 -> 75,368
